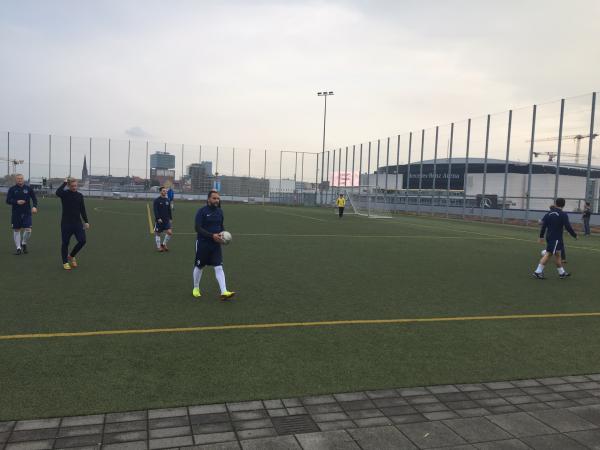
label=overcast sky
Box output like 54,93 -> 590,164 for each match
1,0 -> 599,154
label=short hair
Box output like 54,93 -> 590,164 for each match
159,186 -> 166,191
15,173 -> 24,178
208,189 -> 219,199
585,201 -> 591,206
555,198 -> 566,208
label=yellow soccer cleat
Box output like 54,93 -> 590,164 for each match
63,263 -> 72,271
68,256 -> 78,268
192,288 -> 201,298
220,291 -> 236,301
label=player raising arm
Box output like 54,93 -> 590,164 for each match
192,190 -> 235,300
56,178 -> 90,270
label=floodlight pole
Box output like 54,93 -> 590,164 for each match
318,91 -> 334,201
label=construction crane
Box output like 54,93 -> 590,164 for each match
527,134 -> 598,163
0,157 -> 25,174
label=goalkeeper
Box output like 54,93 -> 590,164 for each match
336,193 -> 346,218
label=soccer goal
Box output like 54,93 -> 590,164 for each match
341,186 -> 393,219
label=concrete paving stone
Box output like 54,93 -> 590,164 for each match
286,407 -> 308,416
53,434 -> 103,448
4,441 -> 55,450
530,408 -> 597,432
101,441 -> 148,450
61,415 -> 105,428
306,404 -> 343,414
365,389 -> 399,399
486,406 -> 520,414
456,408 -> 491,418
0,422 -> 15,433
537,377 -> 567,386
388,414 -> 427,424
184,443 -> 240,450
240,435 -> 302,450
414,403 -> 449,413
348,425 -> 417,450
520,433 -> 588,450
511,379 -> 541,388
467,391 -> 498,400
397,387 -> 429,397
522,386 -> 552,395
473,439 -> 530,449
267,409 -> 288,418
233,419 -> 273,431
0,431 -> 10,443
189,413 -> 230,425
104,420 -> 147,434
484,382 -> 514,390
456,384 -> 486,392
333,392 -> 368,402
445,401 -> 479,410
103,430 -> 148,444
495,389 -> 525,398
301,395 -> 336,406
574,397 -> 600,406
317,420 -> 356,431
193,431 -> 237,445
339,400 -> 375,411
230,410 -> 268,421
9,428 -> 58,442
436,393 -> 470,402
105,411 -> 147,423
373,397 -> 409,408
562,390 -> 593,400
295,430 -> 360,450
263,400 -> 284,410
149,425 -> 192,439
486,412 -> 555,437
568,404 -> 600,425
236,427 -> 277,440
423,411 -> 459,421
353,416 -> 392,427
587,374 -> 600,381
14,418 -> 60,431
281,399 -> 302,408
546,400 -> 578,409
534,393 -> 565,402
148,416 -> 189,429
550,384 -> 579,393
346,409 -> 384,420
149,435 -> 194,449
188,404 -> 227,415
476,398 -> 509,407
563,375 -> 591,383
517,403 -> 552,412
566,428 -> 600,448
406,395 -> 439,405
227,401 -> 264,412
311,413 -> 350,423
397,421 -> 466,448
428,385 -> 460,394
505,396 -> 536,405
193,422 -> 233,434
57,424 -> 103,437
379,405 -> 418,416
438,446 -> 477,450
147,407 -> 188,419
575,381 -> 600,390
443,417 -> 513,443
54,446 -> 101,450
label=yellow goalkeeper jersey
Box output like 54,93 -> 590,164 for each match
336,197 -> 346,207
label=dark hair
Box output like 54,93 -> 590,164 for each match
159,186 -> 166,191
585,201 -> 591,206
555,198 -> 566,208
207,189 -> 219,199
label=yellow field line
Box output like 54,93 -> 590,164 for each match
2,312 -> 600,341
146,204 -> 154,235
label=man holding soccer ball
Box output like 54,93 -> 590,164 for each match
192,190 -> 235,300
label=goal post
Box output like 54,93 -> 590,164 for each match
340,186 -> 393,219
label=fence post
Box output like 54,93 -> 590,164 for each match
48,134 -> 51,181
480,114 -> 491,221
501,110 -> 513,224
432,126 -> 439,215
395,135 -> 400,204
69,136 -> 72,177
462,120 -> 471,218
28,133 -> 31,181
525,105 -> 537,225
553,99 -> 565,200
89,137 -> 92,193
351,145 -> 356,189
406,133 -> 412,212
584,92 -> 597,210
445,123 -> 454,218
384,137 -> 390,208
417,130 -> 425,215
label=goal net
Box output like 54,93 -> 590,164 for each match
341,186 -> 393,219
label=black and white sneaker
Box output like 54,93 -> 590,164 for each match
559,272 -> 571,279
22,244 -> 28,254
532,271 -> 545,280
14,248 -> 22,256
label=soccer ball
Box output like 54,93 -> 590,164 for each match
541,249 -> 547,256
220,231 -> 232,245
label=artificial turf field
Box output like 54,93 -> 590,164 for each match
1,197 -> 600,420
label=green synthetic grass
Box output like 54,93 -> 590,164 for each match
1,198 -> 600,420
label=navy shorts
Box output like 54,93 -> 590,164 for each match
12,212 -> 32,229
154,220 -> 172,233
546,239 -> 564,255
194,240 -> 223,268
61,223 -> 86,245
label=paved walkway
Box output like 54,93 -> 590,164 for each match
4,374 -> 600,449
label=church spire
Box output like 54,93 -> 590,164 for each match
82,155 -> 89,180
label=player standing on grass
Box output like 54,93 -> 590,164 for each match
56,178 -> 89,270
192,190 -> 235,300
533,198 -> 577,280
336,193 -> 346,218
6,174 -> 38,255
153,187 -> 173,252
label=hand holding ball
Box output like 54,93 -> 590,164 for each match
220,231 -> 232,245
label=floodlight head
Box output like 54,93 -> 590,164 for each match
328,91 -> 334,95
317,92 -> 322,95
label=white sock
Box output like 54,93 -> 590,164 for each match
163,234 -> 172,245
535,264 -> 544,274
155,235 -> 161,248
193,266 -> 203,289
22,230 -> 31,245
215,265 -> 227,294
558,267 -> 566,275
13,231 -> 22,249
